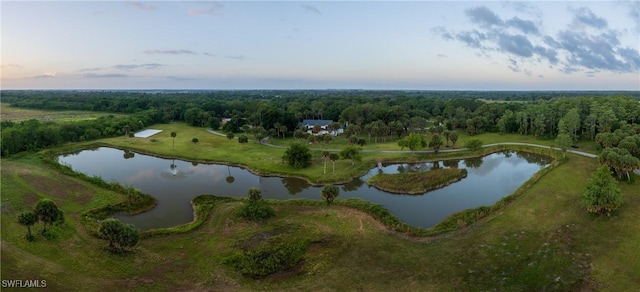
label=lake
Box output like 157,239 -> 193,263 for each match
58,147 -> 551,230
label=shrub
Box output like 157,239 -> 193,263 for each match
224,238 -> 307,278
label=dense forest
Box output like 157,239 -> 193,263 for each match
2,90 -> 640,166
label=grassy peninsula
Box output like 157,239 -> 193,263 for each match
367,168 -> 468,194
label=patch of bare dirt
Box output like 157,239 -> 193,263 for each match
19,173 -> 94,204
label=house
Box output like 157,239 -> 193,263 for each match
299,119 -> 344,136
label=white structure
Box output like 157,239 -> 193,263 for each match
134,129 -> 163,138
299,119 -> 344,136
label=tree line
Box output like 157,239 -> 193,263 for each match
2,90 -> 640,158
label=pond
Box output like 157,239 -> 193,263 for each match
58,148 -> 552,230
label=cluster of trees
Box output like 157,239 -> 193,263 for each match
1,109 -> 165,156
18,199 -> 64,240
4,91 -> 638,148
594,126 -> 640,181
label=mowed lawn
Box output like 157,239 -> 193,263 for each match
96,123 -> 599,184
1,146 -> 638,290
267,129 -> 600,154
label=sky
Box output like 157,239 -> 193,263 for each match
1,1 -> 639,90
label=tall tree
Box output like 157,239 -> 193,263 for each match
282,143 -> 312,169
449,131 -> 459,147
321,184 -> 339,204
122,125 -> 130,139
34,199 -> 63,234
561,108 -> 581,142
428,134 -> 443,154
322,151 -> 330,174
555,133 -> 572,159
582,165 -> 622,216
170,131 -> 177,149
18,211 -> 38,240
340,146 -> 361,165
329,153 -> 339,172
397,132 -> 426,154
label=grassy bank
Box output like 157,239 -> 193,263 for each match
89,122 -> 572,184
0,102 -> 124,122
366,168 -> 468,194
1,152 -> 639,290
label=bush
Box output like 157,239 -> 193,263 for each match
237,201 -> 275,221
583,165 -> 623,216
282,142 -> 312,169
464,139 -> 483,151
224,238 -> 307,278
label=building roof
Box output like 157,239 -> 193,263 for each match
299,119 -> 334,126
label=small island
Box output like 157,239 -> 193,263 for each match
367,168 -> 468,195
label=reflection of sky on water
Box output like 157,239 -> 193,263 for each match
59,148 -> 552,231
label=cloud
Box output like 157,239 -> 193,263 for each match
144,49 -> 198,55
1,64 -> 22,69
435,5 -> 639,76
164,76 -> 196,81
498,33 -> 534,57
112,63 -> 165,70
203,52 -> 216,57
302,4 -> 322,15
432,26 -> 453,40
127,1 -> 155,12
34,72 -> 56,78
557,29 -> 636,73
436,54 -> 447,58
505,17 -> 539,35
629,1 -> 640,32
456,30 -> 487,48
572,7 -> 607,29
465,6 -> 503,27
502,1 -> 542,18
83,73 -> 128,78
188,3 -> 222,16
225,55 -> 245,60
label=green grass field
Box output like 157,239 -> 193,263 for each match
1,149 -> 638,290
93,123 -> 598,184
267,129 -> 599,154
0,103 -> 123,122
2,122 -> 636,290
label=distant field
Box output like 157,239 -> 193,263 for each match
0,103 -> 123,122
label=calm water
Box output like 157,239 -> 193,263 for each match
58,148 -> 551,230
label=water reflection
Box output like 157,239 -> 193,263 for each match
464,157 -> 483,168
123,149 -> 135,159
281,177 -> 309,195
58,148 -> 552,230
226,166 -> 235,184
341,178 -> 364,192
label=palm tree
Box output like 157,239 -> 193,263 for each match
322,151 -> 330,174
329,153 -> 339,172
170,131 -> 177,149
122,125 -> 130,139
34,199 -> 62,234
226,165 -> 235,184
321,184 -> 339,204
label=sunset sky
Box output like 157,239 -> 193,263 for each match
1,1 -> 639,90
